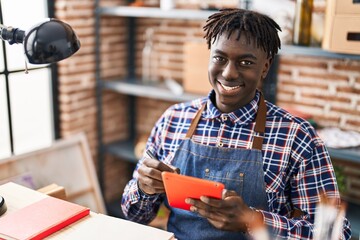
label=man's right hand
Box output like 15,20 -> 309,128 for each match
137,157 -> 179,195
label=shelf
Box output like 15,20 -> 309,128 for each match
106,139 -> 138,163
101,79 -> 203,102
328,147 -> 360,164
98,6 -> 360,60
98,6 -> 215,20
281,45 -> 360,60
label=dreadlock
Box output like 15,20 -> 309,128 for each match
203,8 -> 282,59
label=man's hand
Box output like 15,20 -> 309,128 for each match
137,157 -> 178,195
185,190 -> 262,232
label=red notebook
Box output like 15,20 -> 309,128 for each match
0,196 -> 90,240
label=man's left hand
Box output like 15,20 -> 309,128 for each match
185,190 -> 259,232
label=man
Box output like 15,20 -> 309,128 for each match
121,8 -> 351,239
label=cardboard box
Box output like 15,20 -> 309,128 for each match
332,0 -> 360,14
322,0 -> 360,54
322,15 -> 360,54
183,42 -> 212,95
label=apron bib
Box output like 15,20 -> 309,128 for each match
166,94 -> 268,240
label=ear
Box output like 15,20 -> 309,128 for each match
261,57 -> 273,80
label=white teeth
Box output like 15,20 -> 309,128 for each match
220,83 -> 240,91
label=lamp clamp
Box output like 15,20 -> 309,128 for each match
0,25 -> 25,45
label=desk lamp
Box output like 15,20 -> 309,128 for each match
0,18 -> 80,64
0,18 -> 81,216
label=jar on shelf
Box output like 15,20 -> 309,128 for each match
142,28 -> 158,83
160,0 -> 175,11
293,0 -> 313,46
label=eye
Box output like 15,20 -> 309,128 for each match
213,56 -> 226,63
239,60 -> 253,66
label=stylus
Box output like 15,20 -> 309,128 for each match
146,149 -> 180,174
146,150 -> 157,160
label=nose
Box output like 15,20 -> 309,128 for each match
222,61 -> 239,80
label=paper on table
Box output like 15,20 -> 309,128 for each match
53,213 -> 175,240
317,127 -> 360,148
0,182 -> 47,214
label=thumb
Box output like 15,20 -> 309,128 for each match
222,189 -> 238,199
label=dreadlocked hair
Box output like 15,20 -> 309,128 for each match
203,8 -> 282,59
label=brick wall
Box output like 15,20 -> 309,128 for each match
55,0 -> 131,201
54,0 -> 360,203
55,0 -> 97,157
277,56 -> 360,131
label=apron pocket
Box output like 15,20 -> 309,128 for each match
204,169 -> 244,196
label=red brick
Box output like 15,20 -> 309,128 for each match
336,86 -> 360,95
280,56 -> 328,69
301,93 -> 352,104
333,61 -> 360,72
299,72 -> 349,82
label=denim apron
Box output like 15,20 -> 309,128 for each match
166,94 -> 269,240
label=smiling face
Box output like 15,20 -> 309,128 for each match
208,31 -> 272,113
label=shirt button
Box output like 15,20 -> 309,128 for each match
205,168 -> 210,173
221,115 -> 228,121
217,142 -> 223,147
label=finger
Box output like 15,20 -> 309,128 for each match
138,174 -> 165,190
186,198 -> 204,212
137,165 -> 165,193
194,200 -> 246,232
141,158 -> 171,181
143,182 -> 166,193
198,190 -> 239,208
189,200 -> 228,225
186,198 -> 234,229
143,158 -> 177,174
187,198 -> 218,215
138,162 -> 162,181
138,176 -> 166,194
196,195 -> 244,221
222,189 -> 238,199
199,196 -> 224,208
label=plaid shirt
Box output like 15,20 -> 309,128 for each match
122,90 -> 351,239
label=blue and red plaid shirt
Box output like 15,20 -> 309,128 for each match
122,90 -> 351,239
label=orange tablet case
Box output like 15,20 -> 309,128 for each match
162,172 -> 225,211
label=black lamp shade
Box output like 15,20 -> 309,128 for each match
24,19 -> 80,64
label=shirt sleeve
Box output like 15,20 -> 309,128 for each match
258,142 -> 352,239
121,112 -> 167,224
121,177 -> 163,224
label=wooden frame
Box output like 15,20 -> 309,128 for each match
0,133 -> 106,214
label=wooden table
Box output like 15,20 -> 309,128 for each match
0,182 -> 175,240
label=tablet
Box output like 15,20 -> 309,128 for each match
162,171 -> 225,211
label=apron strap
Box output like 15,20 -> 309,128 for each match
252,93 -> 267,150
185,104 -> 206,139
185,93 -> 267,150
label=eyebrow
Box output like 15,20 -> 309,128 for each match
213,49 -> 258,60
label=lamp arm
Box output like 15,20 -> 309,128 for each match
0,24 -> 25,45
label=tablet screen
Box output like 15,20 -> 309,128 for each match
162,172 -> 225,211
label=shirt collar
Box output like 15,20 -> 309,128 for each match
204,90 -> 261,125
